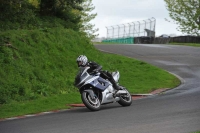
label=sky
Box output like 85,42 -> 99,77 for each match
90,0 -> 184,38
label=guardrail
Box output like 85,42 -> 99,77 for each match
102,37 -> 134,44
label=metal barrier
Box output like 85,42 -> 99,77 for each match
102,37 -> 134,44
105,17 -> 156,39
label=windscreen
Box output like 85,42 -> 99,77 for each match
74,67 -> 90,86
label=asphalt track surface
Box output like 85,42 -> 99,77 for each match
0,44 -> 200,133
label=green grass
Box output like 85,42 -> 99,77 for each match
0,92 -> 81,119
169,43 -> 200,47
0,28 -> 180,119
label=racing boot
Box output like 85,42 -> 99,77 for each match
112,82 -> 120,97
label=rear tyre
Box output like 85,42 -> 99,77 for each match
81,91 -> 101,111
118,87 -> 132,106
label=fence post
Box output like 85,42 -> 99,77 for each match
143,20 -> 146,36
128,23 -> 131,37
117,25 -> 120,38
111,26 -> 114,38
106,27 -> 108,38
152,17 -> 156,32
123,24 -> 126,37
137,21 -> 140,37
148,19 -> 152,36
132,22 -> 135,37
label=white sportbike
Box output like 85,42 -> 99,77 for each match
74,66 -> 132,111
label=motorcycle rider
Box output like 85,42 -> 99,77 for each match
76,55 -> 120,93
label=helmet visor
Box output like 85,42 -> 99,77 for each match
77,61 -> 83,66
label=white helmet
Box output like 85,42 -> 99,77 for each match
76,55 -> 88,67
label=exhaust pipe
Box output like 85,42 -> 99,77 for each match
116,90 -> 127,95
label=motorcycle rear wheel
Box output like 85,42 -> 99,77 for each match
118,87 -> 132,106
81,91 -> 101,111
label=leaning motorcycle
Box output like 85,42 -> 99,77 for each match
74,66 -> 132,111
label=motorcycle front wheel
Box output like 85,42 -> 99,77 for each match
118,87 -> 132,106
81,91 -> 101,111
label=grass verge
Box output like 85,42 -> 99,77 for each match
169,43 -> 200,47
0,92 -> 81,119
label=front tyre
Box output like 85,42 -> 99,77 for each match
81,91 -> 101,111
118,87 -> 132,106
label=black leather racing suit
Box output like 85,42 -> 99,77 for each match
86,61 -> 120,90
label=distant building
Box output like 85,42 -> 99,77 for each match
144,29 -> 155,37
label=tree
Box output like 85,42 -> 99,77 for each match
79,0 -> 99,39
0,0 -> 36,24
28,0 -> 39,8
164,0 -> 200,36
39,0 -> 84,30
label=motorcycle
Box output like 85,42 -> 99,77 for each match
74,66 -> 132,111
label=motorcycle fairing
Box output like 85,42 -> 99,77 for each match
86,77 -> 111,91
